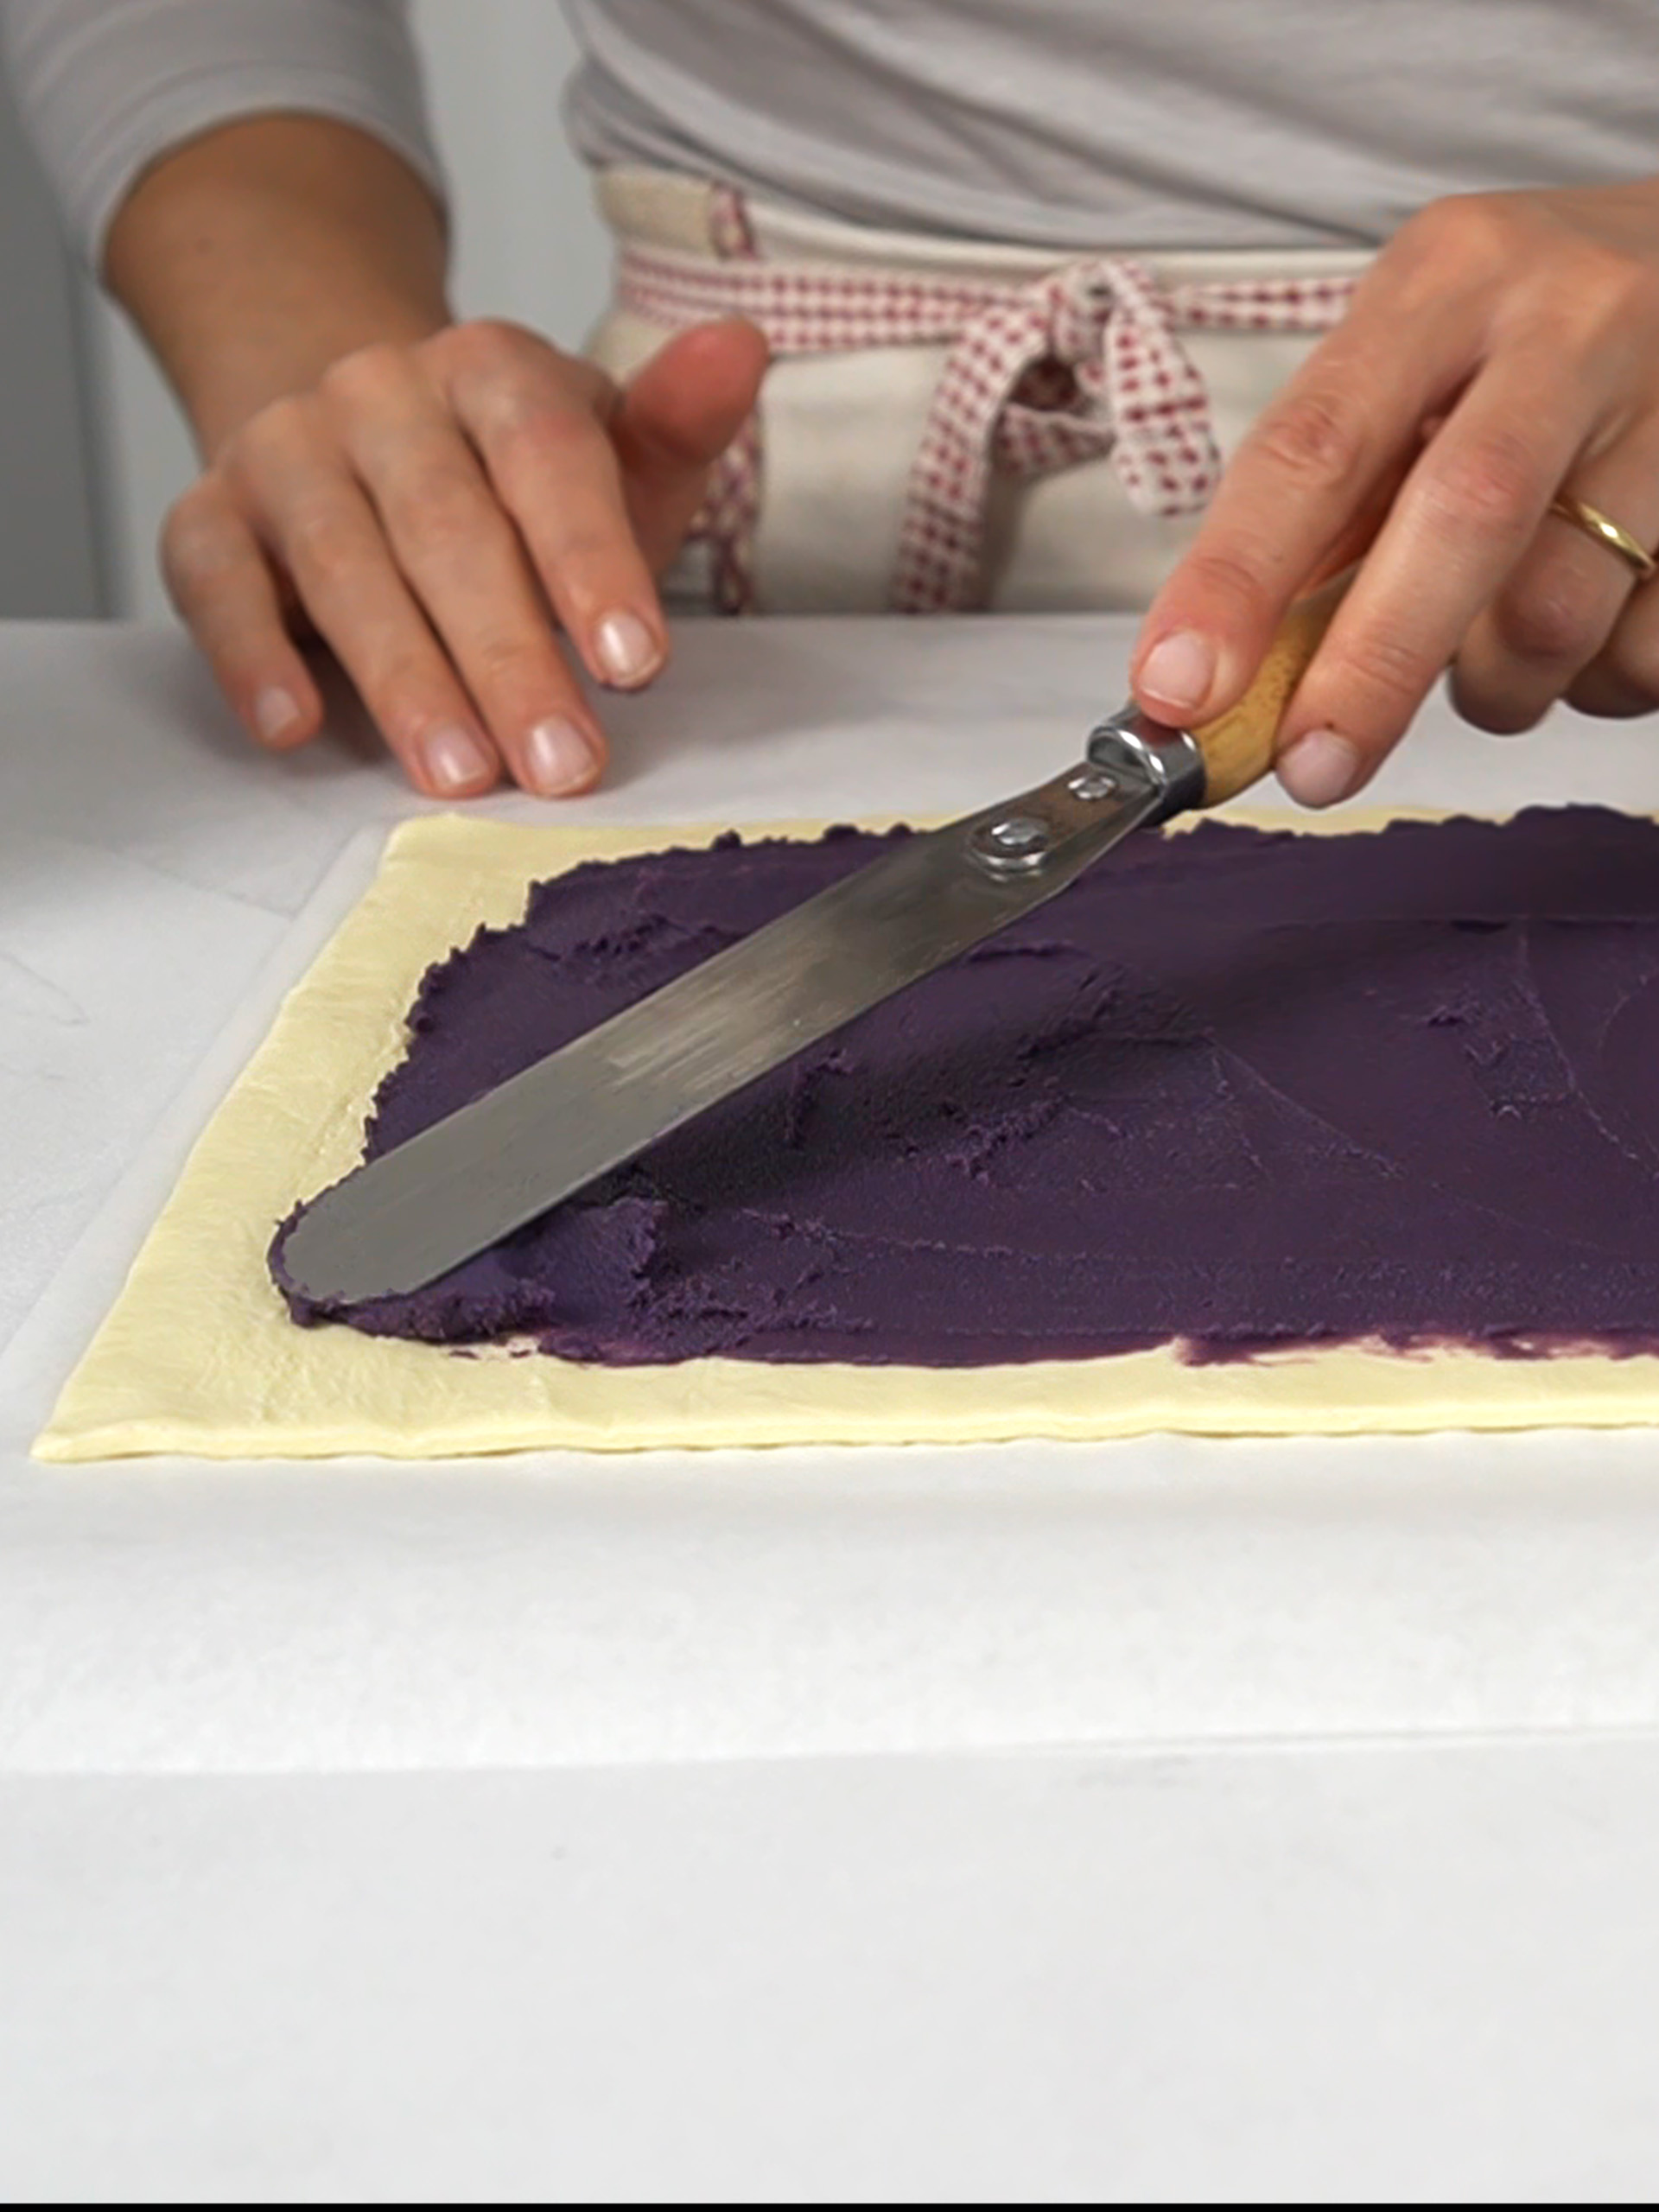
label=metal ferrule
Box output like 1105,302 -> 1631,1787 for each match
1085,709 -> 1206,823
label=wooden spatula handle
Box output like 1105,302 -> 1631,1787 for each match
1189,568 -> 1353,807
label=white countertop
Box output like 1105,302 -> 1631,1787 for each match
5,615 -> 1659,2196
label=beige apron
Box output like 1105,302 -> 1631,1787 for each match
585,167 -> 1372,616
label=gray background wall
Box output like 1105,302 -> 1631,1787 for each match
0,63 -> 104,617
0,0 -> 609,623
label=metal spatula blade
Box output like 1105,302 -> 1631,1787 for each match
279,740 -> 1179,1306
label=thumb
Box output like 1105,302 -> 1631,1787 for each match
611,318 -> 770,571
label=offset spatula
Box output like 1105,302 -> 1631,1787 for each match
282,574 -> 1349,1306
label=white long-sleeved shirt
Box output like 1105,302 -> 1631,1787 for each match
4,0 -> 1657,268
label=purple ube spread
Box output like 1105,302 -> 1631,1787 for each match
271,808 -> 1659,1365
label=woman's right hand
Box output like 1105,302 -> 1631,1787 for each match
161,315 -> 769,798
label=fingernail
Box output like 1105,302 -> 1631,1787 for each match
524,716 -> 597,797
252,684 -> 303,744
1277,728 -> 1361,809
424,724 -> 493,794
1138,630 -> 1215,714
593,609 -> 661,688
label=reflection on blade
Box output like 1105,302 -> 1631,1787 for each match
279,762 -> 1160,1303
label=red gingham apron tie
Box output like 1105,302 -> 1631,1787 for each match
617,186 -> 1358,614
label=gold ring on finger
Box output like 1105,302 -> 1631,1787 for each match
1548,493 -> 1658,583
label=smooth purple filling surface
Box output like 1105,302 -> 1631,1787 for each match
271,808 -> 1659,1365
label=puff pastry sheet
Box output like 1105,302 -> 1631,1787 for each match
36,813 -> 1659,1459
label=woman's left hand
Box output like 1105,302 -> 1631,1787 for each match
1129,177 -> 1659,806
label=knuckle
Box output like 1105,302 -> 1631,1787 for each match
1605,257 -> 1659,326
319,340 -> 411,410
223,394 -> 317,483
1422,429 -> 1543,536
495,399 -> 608,473
159,511 -> 215,601
1252,387 -> 1369,490
1493,576 -> 1605,668
1328,623 -> 1427,715
160,480 -> 215,552
1178,548 -> 1274,630
1560,251 -> 1657,340
369,654 -> 449,731
435,321 -> 607,437
465,315 -> 533,354
437,315 -> 539,380
1399,192 -> 1516,274
392,463 -> 493,558
539,520 -> 630,579
250,392 -> 315,451
1491,258 -> 1641,360
282,500 -> 359,582
159,478 -> 242,599
467,630 -> 549,692
160,514 -> 219,593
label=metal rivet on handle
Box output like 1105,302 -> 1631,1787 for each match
1067,768 -> 1119,803
971,812 -> 1053,874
